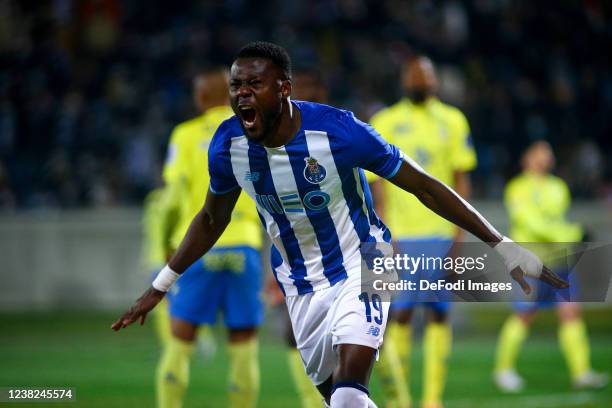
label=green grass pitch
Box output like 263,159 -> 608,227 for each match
0,308 -> 610,407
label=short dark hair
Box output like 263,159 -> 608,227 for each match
236,41 -> 292,80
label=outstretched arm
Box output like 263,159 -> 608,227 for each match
387,157 -> 568,291
111,188 -> 241,331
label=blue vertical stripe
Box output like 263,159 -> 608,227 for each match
269,244 -> 287,296
328,139 -> 373,243
285,135 -> 347,286
247,141 -> 312,294
358,169 -> 392,242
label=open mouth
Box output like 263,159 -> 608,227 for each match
239,106 -> 257,130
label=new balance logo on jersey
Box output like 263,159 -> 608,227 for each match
244,171 -> 260,182
366,326 -> 380,337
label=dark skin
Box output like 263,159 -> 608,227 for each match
112,56 -> 568,401
229,58 -> 300,147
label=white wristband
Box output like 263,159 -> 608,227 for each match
494,236 -> 543,278
152,265 -> 180,292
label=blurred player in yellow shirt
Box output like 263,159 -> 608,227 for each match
493,141 -> 608,392
156,68 -> 264,408
141,188 -> 173,347
370,56 -> 476,408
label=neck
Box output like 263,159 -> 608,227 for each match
525,169 -> 546,177
263,99 -> 301,148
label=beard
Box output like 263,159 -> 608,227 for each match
243,105 -> 283,144
406,89 -> 429,104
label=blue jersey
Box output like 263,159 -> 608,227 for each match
209,101 -> 404,296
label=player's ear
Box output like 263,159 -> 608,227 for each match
281,79 -> 291,99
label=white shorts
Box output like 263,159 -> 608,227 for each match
286,271 -> 390,385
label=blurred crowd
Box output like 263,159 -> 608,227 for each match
0,0 -> 610,209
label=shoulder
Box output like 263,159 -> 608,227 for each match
296,100 -> 361,135
174,115 -> 205,134
505,175 -> 527,195
435,100 -> 468,124
169,116 -> 202,144
143,188 -> 164,208
211,116 -> 244,146
208,116 -> 244,162
204,106 -> 235,126
370,101 -> 404,124
295,100 -> 347,123
548,175 -> 569,190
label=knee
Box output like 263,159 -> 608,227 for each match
228,327 -> 258,343
517,311 -> 536,326
558,303 -> 581,322
392,308 -> 413,324
428,308 -> 448,323
333,344 -> 376,385
171,319 -> 198,342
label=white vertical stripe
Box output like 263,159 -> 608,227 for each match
265,146 -> 325,284
228,136 -> 294,293
304,131 -> 362,271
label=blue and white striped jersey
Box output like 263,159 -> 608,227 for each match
209,101 -> 404,296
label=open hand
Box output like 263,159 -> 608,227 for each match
510,265 -> 569,295
111,287 -> 166,331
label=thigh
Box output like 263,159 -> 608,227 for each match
286,288 -> 337,386
330,273 -> 389,352
167,258 -> 223,325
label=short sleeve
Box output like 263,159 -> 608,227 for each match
449,109 -> 477,172
343,111 -> 404,179
208,124 -> 240,195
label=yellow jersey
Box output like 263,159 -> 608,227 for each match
505,172 -> 582,243
163,106 -> 262,250
369,97 -> 477,239
141,188 -> 170,271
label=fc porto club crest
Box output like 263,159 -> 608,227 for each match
303,157 -> 327,184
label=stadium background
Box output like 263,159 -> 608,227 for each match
0,1 -> 611,407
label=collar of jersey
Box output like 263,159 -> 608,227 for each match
263,100 -> 305,151
401,96 -> 436,110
